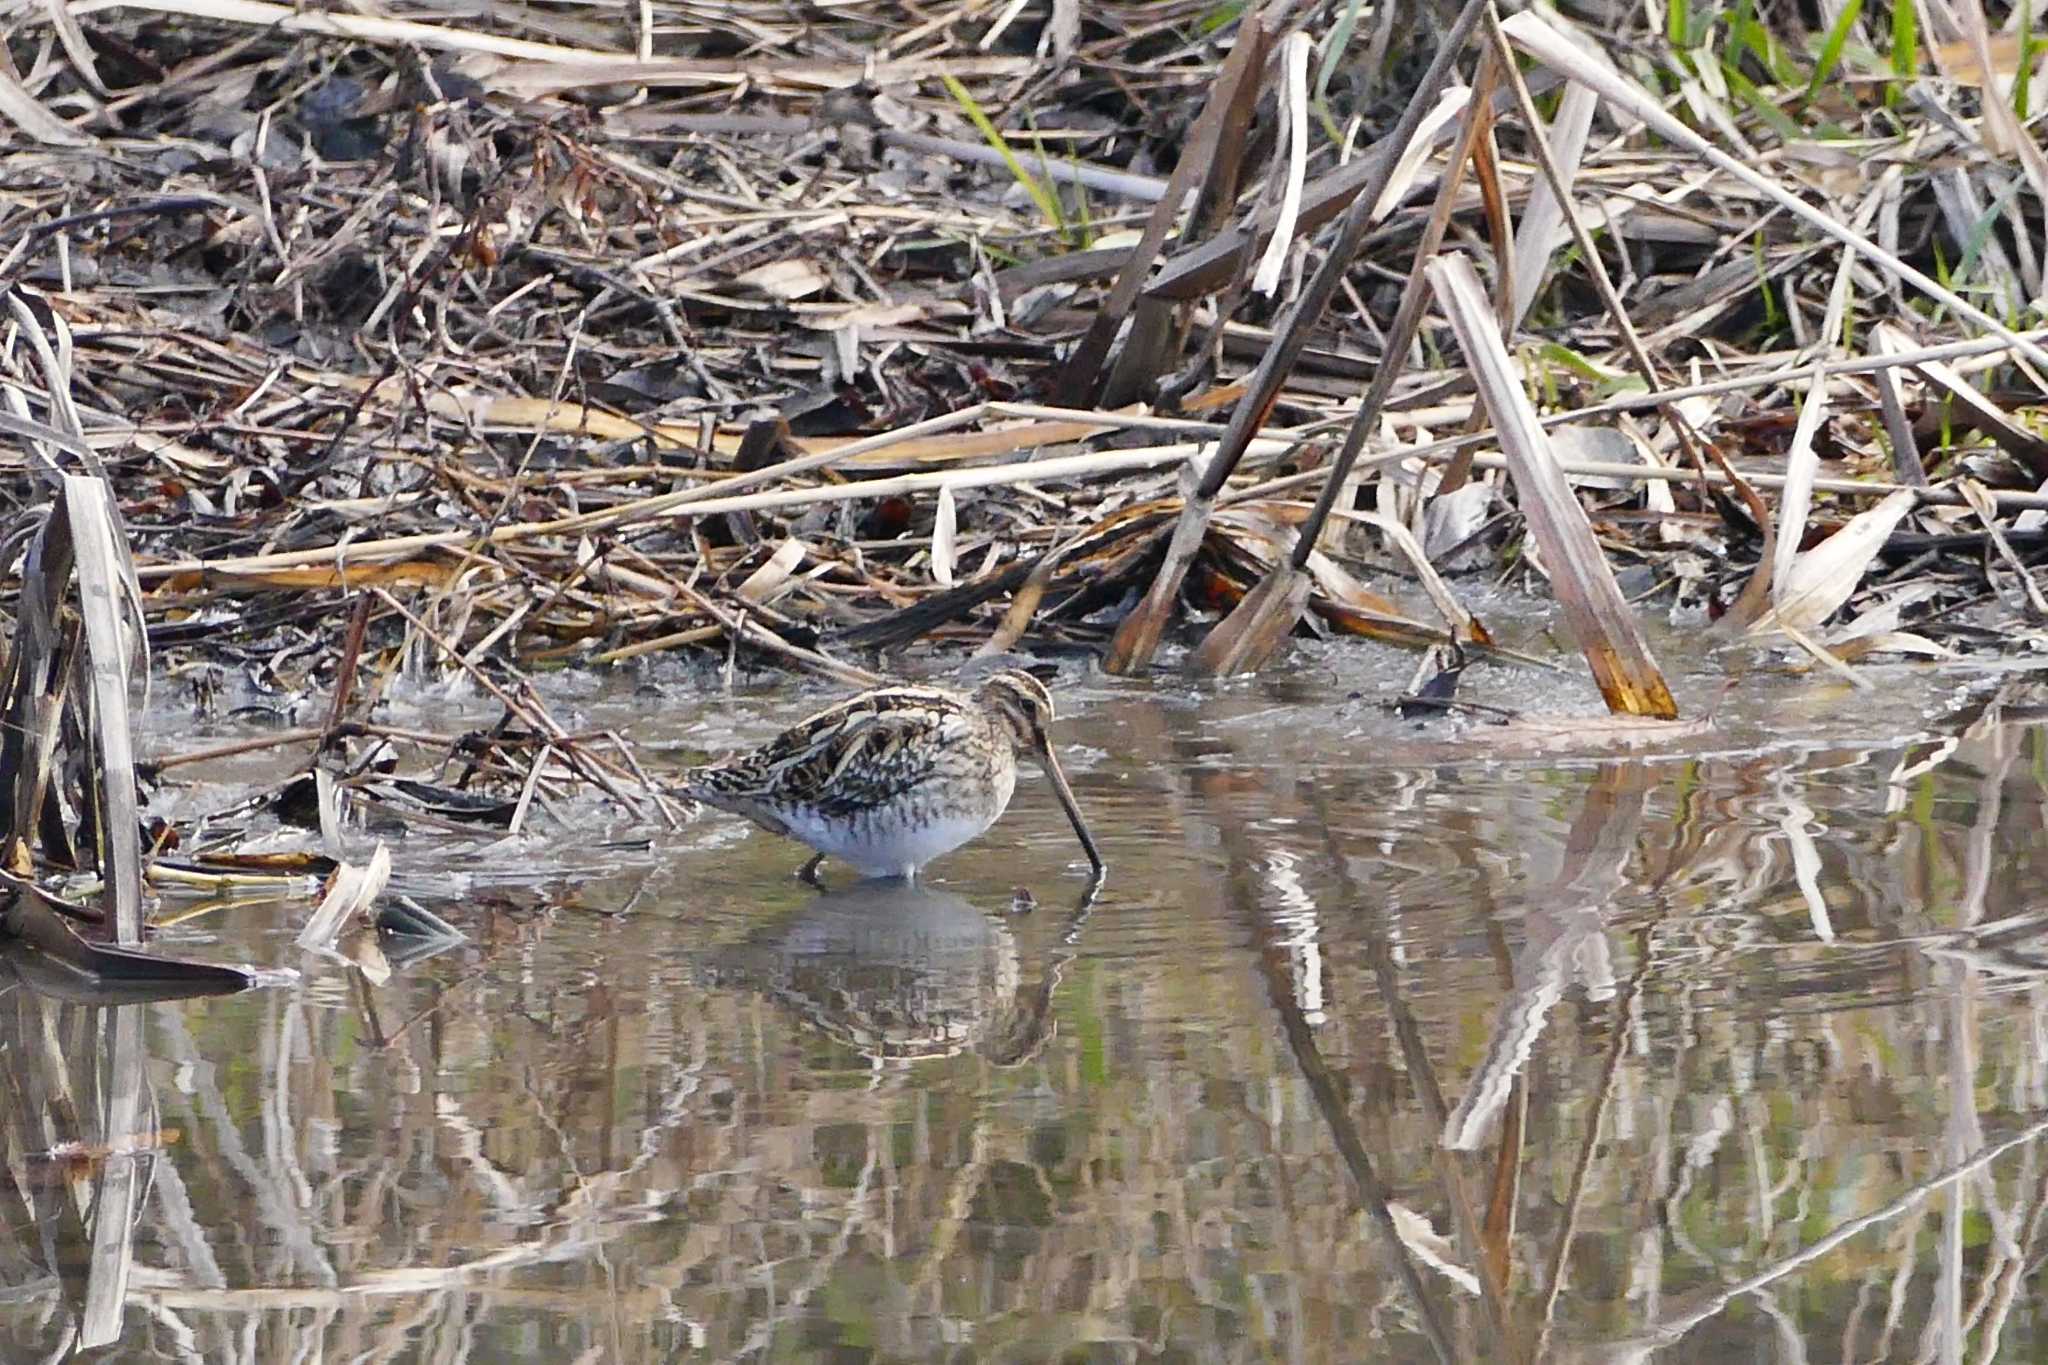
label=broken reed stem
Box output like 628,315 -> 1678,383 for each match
1182,35 -> 1507,677
1198,0 -> 1496,511
1053,8 -> 1267,402
1105,0 -> 1495,675
141,439 -> 1289,581
370,587 -> 649,812
144,726 -> 329,773
1428,252 -> 1677,718
143,721 -> 532,775
1481,3 -> 1712,466
1288,42 -> 1499,573
1448,453 -> 2048,508
668,579 -> 881,687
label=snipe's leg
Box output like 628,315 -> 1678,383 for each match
797,852 -> 827,886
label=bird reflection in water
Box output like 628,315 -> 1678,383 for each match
692,880 -> 1094,1066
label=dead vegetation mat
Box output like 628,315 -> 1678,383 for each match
3,0 -> 2048,834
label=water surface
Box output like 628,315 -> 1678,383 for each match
5,638 -> 2047,1363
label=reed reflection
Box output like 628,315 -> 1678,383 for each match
1170,706 -> 2048,1363
0,962 -> 163,1357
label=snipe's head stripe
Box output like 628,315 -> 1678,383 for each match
976,669 -> 1056,749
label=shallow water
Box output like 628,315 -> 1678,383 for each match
6,636 -> 2048,1363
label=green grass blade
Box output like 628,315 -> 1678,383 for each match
1724,62 -> 1805,141
1890,0 -> 1918,103
1954,175 -> 2027,284
1313,0 -> 1370,102
941,74 -> 1066,232
1808,0 -> 1867,96
2019,0 -> 2038,119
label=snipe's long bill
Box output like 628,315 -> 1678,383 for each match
680,670 -> 1106,885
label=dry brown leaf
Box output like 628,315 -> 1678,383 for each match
733,259 -> 830,301
1761,488 -> 1918,633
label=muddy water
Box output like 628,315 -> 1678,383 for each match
5,638 -> 2048,1363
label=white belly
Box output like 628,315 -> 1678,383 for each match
784,807 -> 1003,879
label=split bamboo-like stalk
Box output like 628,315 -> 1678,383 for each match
1426,254 -> 1677,718
1103,0 -> 1494,676
1052,6 -> 1269,405
0,484 -> 263,993
1187,39 -> 1501,677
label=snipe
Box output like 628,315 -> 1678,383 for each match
681,670 -> 1106,884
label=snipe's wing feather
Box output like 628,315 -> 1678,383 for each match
685,688 -> 971,816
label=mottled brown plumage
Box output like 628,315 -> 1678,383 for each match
682,671 -> 1104,883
